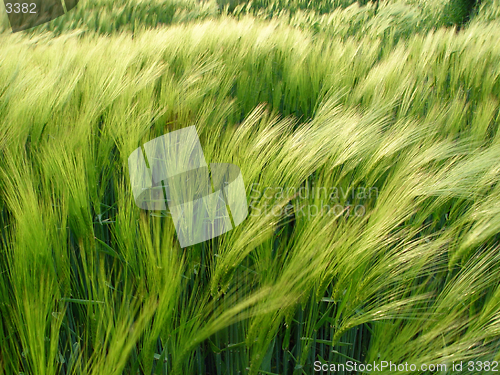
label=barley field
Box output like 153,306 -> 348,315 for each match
0,0 -> 499,374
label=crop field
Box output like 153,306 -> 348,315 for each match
0,0 -> 500,374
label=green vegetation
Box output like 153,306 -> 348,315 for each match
0,0 -> 499,374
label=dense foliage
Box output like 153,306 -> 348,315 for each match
0,0 -> 499,374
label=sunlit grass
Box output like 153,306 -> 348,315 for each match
0,0 -> 499,374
